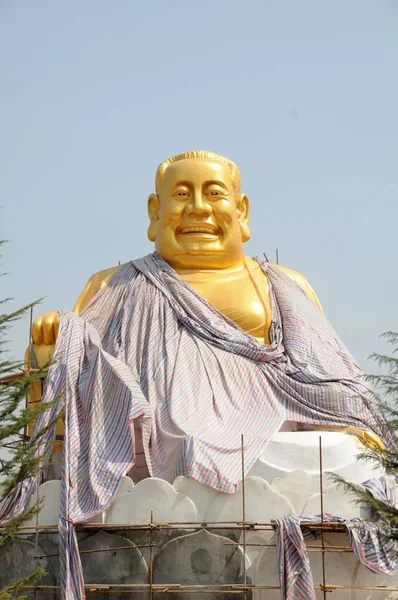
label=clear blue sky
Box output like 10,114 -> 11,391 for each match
1,0 -> 397,370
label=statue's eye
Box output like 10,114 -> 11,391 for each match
174,189 -> 190,200
206,186 -> 226,200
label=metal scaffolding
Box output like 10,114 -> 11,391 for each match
2,432 -> 397,598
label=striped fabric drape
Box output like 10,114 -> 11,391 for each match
275,515 -> 398,600
0,252 -> 390,598
0,313 -> 150,599
275,476 -> 398,600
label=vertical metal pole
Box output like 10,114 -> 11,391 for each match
319,436 -> 327,599
28,305 -> 33,370
241,435 -> 247,600
24,305 -> 34,446
27,305 -> 39,599
34,467 -> 40,599
275,248 -> 279,265
150,510 -> 154,600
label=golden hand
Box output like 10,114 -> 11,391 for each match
31,311 -> 60,368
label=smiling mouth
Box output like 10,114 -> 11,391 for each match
178,225 -> 220,235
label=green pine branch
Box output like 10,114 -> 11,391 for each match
0,568 -> 47,600
331,332 -> 398,540
0,240 -> 61,596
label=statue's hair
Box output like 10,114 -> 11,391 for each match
155,150 -> 241,195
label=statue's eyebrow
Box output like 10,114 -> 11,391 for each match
203,180 -> 229,191
169,180 -> 193,191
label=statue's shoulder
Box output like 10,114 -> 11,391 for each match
73,264 -> 123,314
274,264 -> 310,287
273,264 -> 323,311
88,264 -> 122,284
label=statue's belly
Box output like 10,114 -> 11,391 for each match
219,302 -> 267,342
178,265 -> 273,344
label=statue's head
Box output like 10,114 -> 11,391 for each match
147,150 -> 250,269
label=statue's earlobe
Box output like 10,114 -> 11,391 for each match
147,193 -> 160,242
237,193 -> 251,242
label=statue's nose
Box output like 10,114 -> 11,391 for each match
186,193 -> 211,217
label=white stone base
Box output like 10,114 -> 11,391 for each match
22,431 -> 397,599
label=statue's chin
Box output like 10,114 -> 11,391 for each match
156,239 -> 245,270
159,251 -> 244,271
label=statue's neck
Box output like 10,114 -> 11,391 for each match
174,261 -> 246,281
173,255 -> 270,344
174,256 -> 250,279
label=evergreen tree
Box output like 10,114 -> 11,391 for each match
333,332 -> 398,539
0,240 -> 59,599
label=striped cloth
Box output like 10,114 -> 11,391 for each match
83,252 -> 386,491
0,252 -> 390,599
275,476 -> 398,600
274,515 -> 317,600
275,515 -> 398,600
363,473 -> 397,507
0,313 -> 150,599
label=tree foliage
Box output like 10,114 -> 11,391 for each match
333,332 -> 398,538
0,240 -> 58,598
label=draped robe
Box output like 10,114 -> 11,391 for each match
76,252 -> 385,490
0,252 -> 389,600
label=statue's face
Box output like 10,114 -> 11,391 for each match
148,159 -> 249,269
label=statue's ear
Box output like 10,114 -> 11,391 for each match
147,193 -> 160,242
237,193 -> 251,242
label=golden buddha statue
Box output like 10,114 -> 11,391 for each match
32,150 -> 320,351
29,150 -> 382,449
